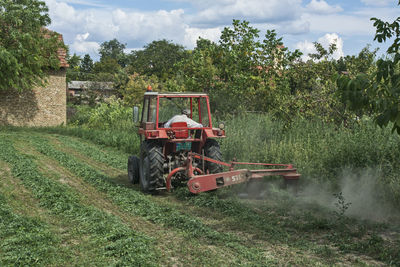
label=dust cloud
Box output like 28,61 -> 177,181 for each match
238,168 -> 400,223
301,168 -> 400,222
337,168 -> 399,222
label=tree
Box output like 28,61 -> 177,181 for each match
67,53 -> 81,69
93,57 -> 121,74
337,0 -> 400,133
336,45 -> 378,77
121,74 -> 160,105
179,20 -> 301,114
177,38 -> 221,94
80,54 -> 93,73
0,0 -> 61,92
99,39 -> 127,66
129,39 -> 188,80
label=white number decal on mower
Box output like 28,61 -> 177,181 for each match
231,175 -> 242,182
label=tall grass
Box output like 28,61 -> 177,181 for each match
17,103 -> 400,205
219,114 -> 400,203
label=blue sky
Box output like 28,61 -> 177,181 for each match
44,0 -> 400,61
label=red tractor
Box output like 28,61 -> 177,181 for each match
128,89 -> 300,194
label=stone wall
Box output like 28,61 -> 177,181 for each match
0,69 -> 67,127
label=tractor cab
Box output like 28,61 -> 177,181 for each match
138,91 -> 225,149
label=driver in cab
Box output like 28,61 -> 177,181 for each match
164,109 -> 203,128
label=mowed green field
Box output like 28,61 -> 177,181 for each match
1,129 -> 400,266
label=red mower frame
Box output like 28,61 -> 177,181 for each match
166,152 -> 300,194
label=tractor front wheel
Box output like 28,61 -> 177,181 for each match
204,139 -> 223,174
139,141 -> 164,193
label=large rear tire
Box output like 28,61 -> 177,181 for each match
204,139 -> 223,174
128,155 -> 140,184
139,141 -> 164,193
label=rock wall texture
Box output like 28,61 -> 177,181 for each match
0,69 -> 67,127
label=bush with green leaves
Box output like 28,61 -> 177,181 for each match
70,97 -> 133,131
0,0 -> 62,92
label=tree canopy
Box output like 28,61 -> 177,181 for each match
337,0 -> 400,133
129,39 -> 188,80
0,0 -> 62,92
80,54 -> 94,73
99,38 -> 127,66
179,20 -> 302,114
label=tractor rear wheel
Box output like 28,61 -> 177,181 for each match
139,140 -> 164,193
204,139 -> 223,174
128,155 -> 140,184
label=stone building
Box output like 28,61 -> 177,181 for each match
0,34 -> 69,127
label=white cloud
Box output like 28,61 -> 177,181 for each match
111,9 -> 187,44
361,0 -> 392,6
296,33 -> 344,61
76,32 -> 90,42
306,0 -> 343,14
53,0 -> 107,7
70,32 -> 100,54
302,13 -> 375,36
183,27 -> 221,48
319,33 -> 344,59
296,39 -> 315,61
278,20 -> 310,35
45,0 -> 193,56
188,0 -> 302,26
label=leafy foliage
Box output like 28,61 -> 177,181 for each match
121,74 -> 160,105
129,39 -> 188,80
0,0 -> 62,92
99,38 -> 127,67
179,20 -> 302,114
337,1 -> 400,134
86,97 -> 133,130
333,192 -> 351,219
93,57 -> 121,74
80,54 -> 93,73
66,53 -> 81,69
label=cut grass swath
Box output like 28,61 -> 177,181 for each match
0,193 -> 59,266
0,136 -> 158,266
30,135 -> 277,265
56,134 -> 128,170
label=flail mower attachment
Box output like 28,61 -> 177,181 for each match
166,152 -> 300,194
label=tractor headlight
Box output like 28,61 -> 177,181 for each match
218,122 -> 225,130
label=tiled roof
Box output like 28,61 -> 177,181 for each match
57,35 -> 69,68
68,81 -> 114,90
43,28 -> 69,69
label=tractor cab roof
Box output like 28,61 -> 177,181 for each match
144,91 -> 208,97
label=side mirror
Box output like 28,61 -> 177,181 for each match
133,106 -> 139,123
